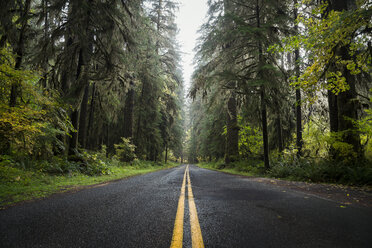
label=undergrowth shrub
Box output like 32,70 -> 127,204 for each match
269,158 -> 372,185
200,158 -> 265,175
68,150 -> 112,176
130,159 -> 163,168
0,49 -> 73,158
0,150 -> 111,176
227,159 -> 265,174
114,138 -> 136,162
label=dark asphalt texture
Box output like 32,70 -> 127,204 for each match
1,164 -> 372,248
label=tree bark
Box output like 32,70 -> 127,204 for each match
106,123 -> 110,154
276,111 -> 283,153
78,84 -> 90,148
67,0 -> 93,155
256,0 -> 270,169
9,0 -> 31,107
87,83 -> 96,149
328,90 -> 339,132
123,81 -> 135,139
134,78 -> 146,155
327,0 -> 361,157
164,145 -> 168,164
68,48 -> 86,155
40,0 -> 49,89
225,90 -> 239,164
294,0 -> 303,156
68,109 -> 80,155
261,86 -> 270,169
0,35 -> 7,48
337,47 -> 361,156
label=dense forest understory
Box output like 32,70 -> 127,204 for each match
0,0 -> 371,206
187,0 -> 372,185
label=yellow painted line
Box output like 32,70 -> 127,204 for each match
187,166 -> 205,248
170,166 -> 187,248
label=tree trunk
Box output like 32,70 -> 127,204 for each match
337,47 -> 361,156
123,81 -> 135,139
134,79 -> 146,154
87,83 -> 96,149
68,48 -> 85,155
328,91 -> 339,132
223,0 -> 239,164
9,0 -> 31,107
106,123 -> 110,154
40,0 -> 49,89
327,0 -> 361,158
294,1 -> 303,156
276,111 -> 283,153
256,0 -> 270,169
67,0 -> 94,155
68,109 -> 80,155
225,91 -> 239,164
164,145 -> 168,164
295,87 -> 303,156
78,84 -> 90,148
261,87 -> 270,169
0,35 -> 7,48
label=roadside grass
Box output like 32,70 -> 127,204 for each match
198,159 -> 266,178
0,160 -> 178,208
197,158 -> 372,186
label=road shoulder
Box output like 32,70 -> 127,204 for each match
197,165 -> 372,208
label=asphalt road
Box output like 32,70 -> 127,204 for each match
1,164 -> 372,248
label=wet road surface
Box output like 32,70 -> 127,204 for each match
1,164 -> 372,247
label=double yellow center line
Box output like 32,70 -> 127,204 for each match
170,165 -> 204,248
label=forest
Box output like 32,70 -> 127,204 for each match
0,0 -> 371,206
0,0 -> 184,165
187,0 -> 372,185
0,0 -> 187,204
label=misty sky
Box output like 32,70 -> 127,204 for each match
176,0 -> 208,91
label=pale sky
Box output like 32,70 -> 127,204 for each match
175,0 -> 208,91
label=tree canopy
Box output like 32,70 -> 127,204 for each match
187,0 -> 372,179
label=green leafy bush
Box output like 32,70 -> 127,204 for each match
200,158 -> 265,175
0,48 -> 73,157
114,138 -> 136,162
68,151 -> 112,176
6,154 -> 111,176
356,89 -> 372,160
269,158 -> 372,186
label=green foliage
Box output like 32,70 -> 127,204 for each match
0,152 -> 111,176
187,92 -> 226,162
269,158 -> 372,186
0,158 -> 34,184
200,157 -> 372,185
222,115 -> 264,158
356,90 -> 372,159
199,158 -> 265,176
238,116 -> 263,158
301,119 -> 329,158
0,48 -> 72,157
72,151 -> 112,176
114,138 -> 137,162
326,131 -> 358,160
271,0 -> 371,100
281,119 -> 363,162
